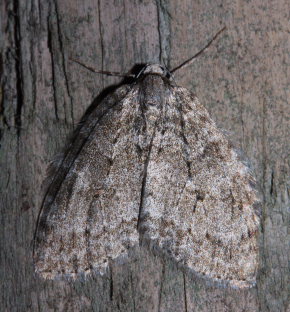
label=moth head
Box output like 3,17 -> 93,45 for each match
137,64 -> 172,80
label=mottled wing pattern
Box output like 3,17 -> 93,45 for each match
138,85 -> 260,287
35,68 -> 259,286
34,85 -> 145,278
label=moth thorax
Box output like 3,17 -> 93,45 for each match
140,64 -> 171,79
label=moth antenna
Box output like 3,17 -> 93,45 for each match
170,26 -> 226,74
69,58 -> 135,78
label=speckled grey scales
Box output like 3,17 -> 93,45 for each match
34,65 -> 260,288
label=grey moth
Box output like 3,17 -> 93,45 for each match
33,62 -> 260,288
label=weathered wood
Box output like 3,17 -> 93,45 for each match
0,0 -> 289,311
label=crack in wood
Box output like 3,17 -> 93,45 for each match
13,0 -> 23,137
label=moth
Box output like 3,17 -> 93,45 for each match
33,28 -> 260,288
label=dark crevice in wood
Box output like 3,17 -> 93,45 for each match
97,0 -> 104,89
109,263 -> 114,301
155,0 -> 163,64
261,96 -> 267,234
29,40 -> 37,115
239,74 -> 245,148
53,0 -> 74,126
183,273 -> 188,312
262,96 -> 267,198
0,52 -> 10,132
130,273 -> 136,312
47,15 -> 58,120
37,0 -> 41,22
157,263 -> 165,312
122,0 -> 127,49
269,170 -> 274,197
156,0 -> 171,68
13,0 -> 23,138
155,0 -> 172,69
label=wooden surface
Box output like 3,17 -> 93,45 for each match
0,0 -> 289,311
